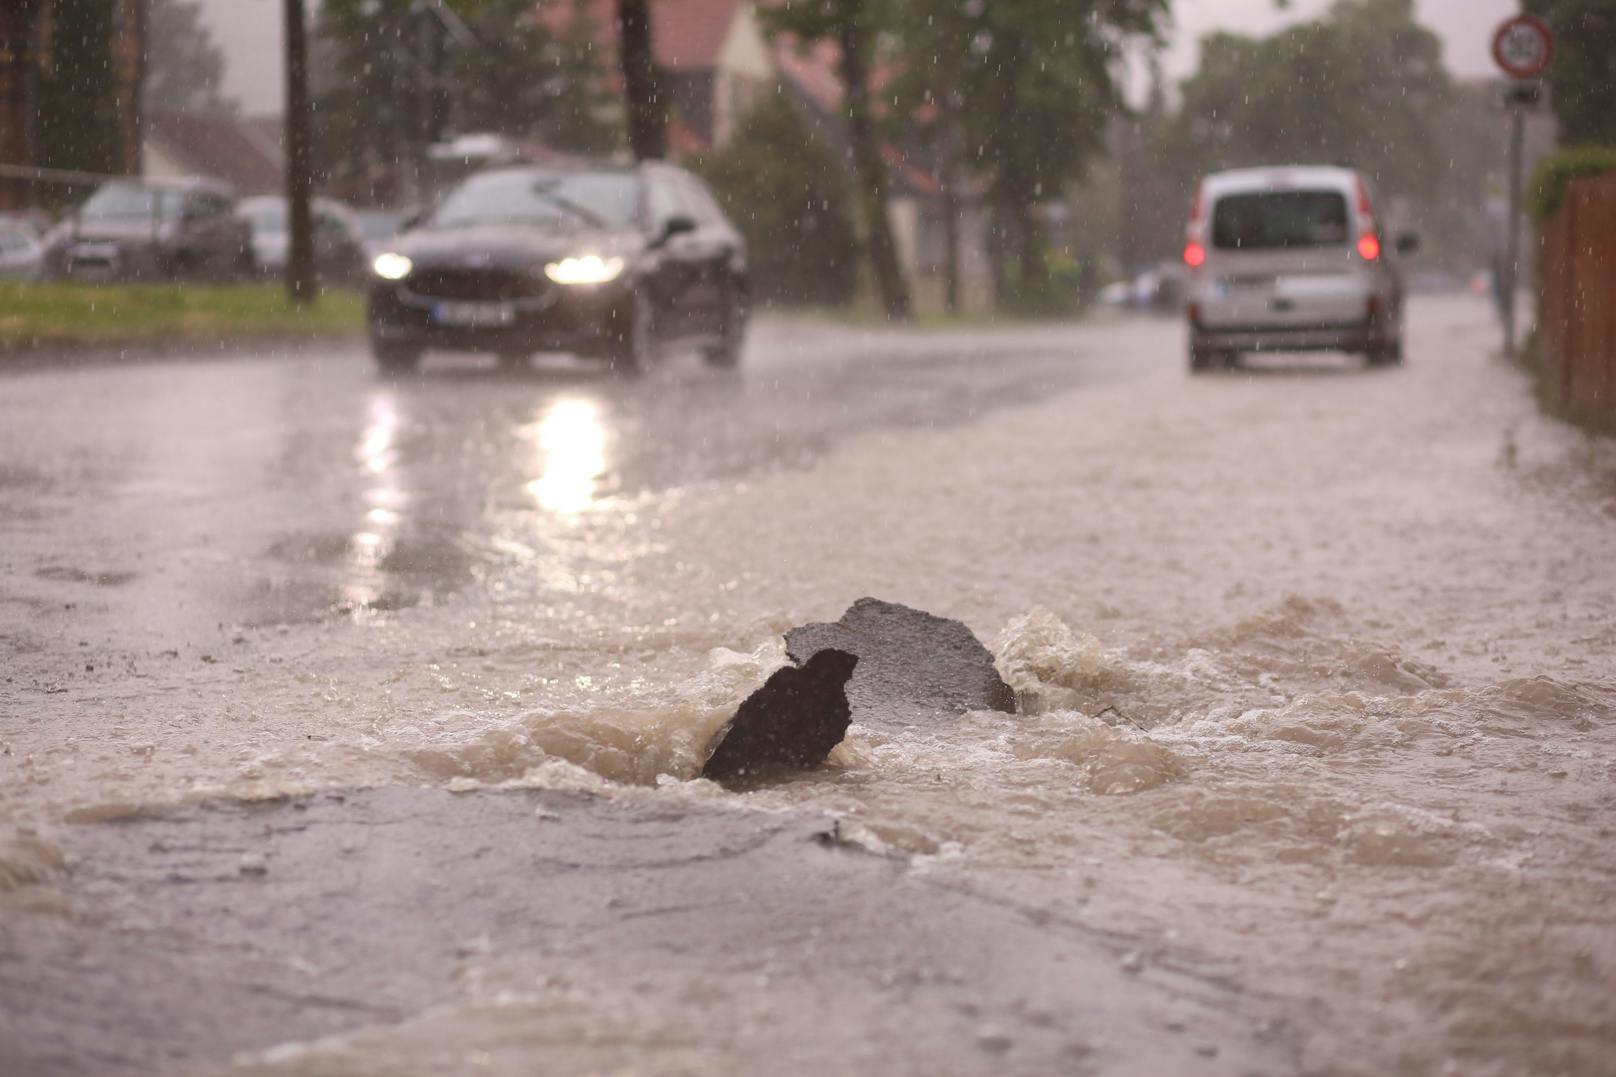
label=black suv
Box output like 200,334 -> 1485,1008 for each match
366,162 -> 748,375
43,178 -> 252,282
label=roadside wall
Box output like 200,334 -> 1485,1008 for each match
1535,173 -> 1616,422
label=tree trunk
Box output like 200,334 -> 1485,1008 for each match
617,0 -> 663,160
836,0 -> 911,321
0,0 -> 41,210
1006,193 -> 1049,311
284,0 -> 316,304
938,98 -> 963,316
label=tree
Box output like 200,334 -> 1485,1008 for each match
617,0 -> 663,159
1522,0 -> 1616,147
144,0 -> 235,114
765,0 -> 912,320
456,0 -> 619,155
34,0 -> 123,179
692,93 -> 860,306
0,0 -> 44,209
315,0 -> 619,202
1152,0 -> 1450,201
892,0 -> 1166,313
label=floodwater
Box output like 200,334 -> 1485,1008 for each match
2,297 -> 1614,1074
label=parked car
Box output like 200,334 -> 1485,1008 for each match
1181,165 -> 1416,371
42,178 -> 252,283
238,195 -> 369,283
366,162 -> 748,375
0,219 -> 43,280
1098,262 -> 1184,313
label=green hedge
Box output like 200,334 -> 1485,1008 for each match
1527,144 -> 1616,224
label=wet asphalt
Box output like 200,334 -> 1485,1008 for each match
0,316 -> 1132,639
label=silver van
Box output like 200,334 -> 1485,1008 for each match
1182,166 -> 1415,371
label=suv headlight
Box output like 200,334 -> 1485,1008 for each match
544,254 -> 624,285
372,252 -> 413,280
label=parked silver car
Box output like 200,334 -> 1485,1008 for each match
42,178 -> 252,282
239,196 -> 370,284
0,220 -> 43,280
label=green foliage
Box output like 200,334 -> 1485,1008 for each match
1527,144 -> 1616,223
0,283 -> 362,352
314,0 -> 619,201
1522,0 -> 1616,147
1153,0 -> 1451,200
144,0 -> 235,114
34,0 -> 122,179
690,94 -> 860,307
452,0 -> 620,155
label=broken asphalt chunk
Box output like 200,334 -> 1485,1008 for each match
702,649 -> 859,783
784,597 -> 1015,732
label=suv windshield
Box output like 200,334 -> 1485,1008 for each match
430,170 -> 640,230
1211,190 -> 1349,250
80,183 -> 184,222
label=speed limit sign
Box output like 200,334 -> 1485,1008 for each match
1492,14 -> 1554,79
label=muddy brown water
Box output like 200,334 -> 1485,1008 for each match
3,299 -> 1615,1074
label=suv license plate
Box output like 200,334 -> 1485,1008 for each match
432,301 -> 515,328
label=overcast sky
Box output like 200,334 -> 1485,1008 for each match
199,0 -> 1523,116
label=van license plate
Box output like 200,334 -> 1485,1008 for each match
432,302 -> 515,328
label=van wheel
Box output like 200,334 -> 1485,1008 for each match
1189,344 -> 1230,373
1367,339 -> 1403,367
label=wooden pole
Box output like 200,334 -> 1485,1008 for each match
284,0 -> 316,303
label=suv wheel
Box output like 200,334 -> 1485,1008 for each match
610,294 -> 660,377
372,340 -> 422,375
703,287 -> 748,369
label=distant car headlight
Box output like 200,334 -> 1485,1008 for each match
544,254 -> 624,285
372,252 -> 413,280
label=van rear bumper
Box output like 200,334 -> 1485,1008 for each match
1191,319 -> 1377,354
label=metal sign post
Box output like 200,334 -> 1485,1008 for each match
1492,14 -> 1554,357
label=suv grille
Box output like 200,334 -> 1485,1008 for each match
407,268 -> 546,301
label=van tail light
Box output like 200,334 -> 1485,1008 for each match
1188,184 -> 1204,227
1365,295 -> 1380,322
1355,175 -> 1375,220
1187,302 -> 1202,328
1357,233 -> 1381,261
1183,240 -> 1206,269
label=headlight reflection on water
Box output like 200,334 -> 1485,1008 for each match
524,398 -> 607,515
345,393 -> 407,609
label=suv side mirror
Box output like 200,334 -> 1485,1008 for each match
654,214 -> 697,247
1395,232 -> 1420,255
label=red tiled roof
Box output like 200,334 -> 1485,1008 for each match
538,0 -> 744,71
146,109 -> 283,194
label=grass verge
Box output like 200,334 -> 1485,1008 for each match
0,283 -> 363,353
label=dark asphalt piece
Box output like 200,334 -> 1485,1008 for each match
0,787 -> 1297,1076
785,598 -> 1017,732
701,648 -> 859,783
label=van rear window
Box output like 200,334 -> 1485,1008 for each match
1211,190 -> 1349,251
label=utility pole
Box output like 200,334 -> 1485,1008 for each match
618,0 -> 664,160
112,0 -> 144,176
284,0 -> 316,303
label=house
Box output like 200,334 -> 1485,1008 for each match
539,0 -> 773,149
143,109 -> 284,195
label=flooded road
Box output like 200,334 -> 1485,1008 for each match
3,297 -> 1614,1075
